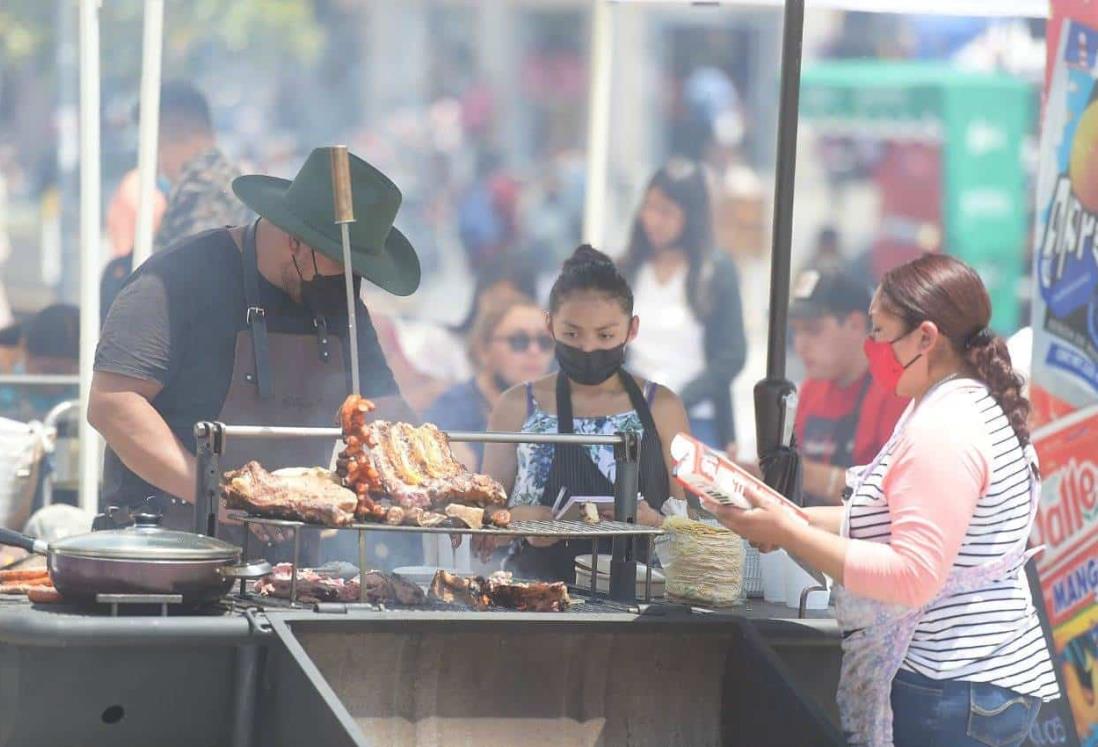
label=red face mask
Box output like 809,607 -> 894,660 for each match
863,330 -> 922,392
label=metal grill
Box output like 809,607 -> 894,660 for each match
234,514 -> 661,608
232,587 -> 641,616
232,513 -> 661,539
197,423 -> 651,606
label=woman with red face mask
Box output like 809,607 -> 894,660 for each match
702,255 -> 1058,747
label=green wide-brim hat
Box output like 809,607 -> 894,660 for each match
232,147 -> 421,296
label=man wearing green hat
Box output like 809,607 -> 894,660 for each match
88,148 -> 419,543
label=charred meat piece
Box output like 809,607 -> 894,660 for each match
429,570 -> 491,610
582,502 -> 600,524
222,463 -> 357,526
365,570 -> 426,606
486,508 -> 512,528
256,564 -> 358,604
486,575 -> 571,612
444,503 -> 484,529
417,511 -> 448,528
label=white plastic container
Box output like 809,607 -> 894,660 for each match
760,549 -> 787,603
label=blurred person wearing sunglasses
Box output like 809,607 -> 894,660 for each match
424,296 -> 553,470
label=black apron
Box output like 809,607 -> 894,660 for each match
506,371 -> 670,582
100,220 -> 352,563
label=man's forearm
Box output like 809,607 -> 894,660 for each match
802,460 -> 844,505
89,391 -> 197,501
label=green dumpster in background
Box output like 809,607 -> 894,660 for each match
801,61 -> 1035,333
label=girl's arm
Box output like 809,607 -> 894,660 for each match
649,385 -> 691,503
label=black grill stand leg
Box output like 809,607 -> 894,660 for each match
610,431 -> 640,603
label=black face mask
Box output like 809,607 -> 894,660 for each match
294,252 -> 360,320
554,340 -> 625,386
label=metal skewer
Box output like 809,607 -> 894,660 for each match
329,145 -> 360,396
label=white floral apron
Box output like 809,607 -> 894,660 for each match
831,379 -> 1043,747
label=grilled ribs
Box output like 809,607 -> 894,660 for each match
337,395 -> 507,518
222,463 -> 357,526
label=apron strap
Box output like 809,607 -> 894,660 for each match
619,373 -> 671,508
555,372 -> 576,434
243,219 -> 274,400
619,372 -> 657,434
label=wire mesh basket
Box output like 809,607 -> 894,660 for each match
742,541 -> 764,598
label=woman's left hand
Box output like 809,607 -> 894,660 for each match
696,482 -> 799,549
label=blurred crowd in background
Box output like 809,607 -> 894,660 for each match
0,1 -> 1048,463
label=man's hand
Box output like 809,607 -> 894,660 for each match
218,504 -> 294,545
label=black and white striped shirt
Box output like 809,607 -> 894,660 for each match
846,380 -> 1059,700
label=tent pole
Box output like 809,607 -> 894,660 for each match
754,0 -> 805,462
133,0 -> 165,269
582,0 -> 614,247
78,0 -> 103,514
765,0 -> 804,381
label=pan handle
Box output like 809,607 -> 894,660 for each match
0,527 -> 48,555
219,560 -> 273,581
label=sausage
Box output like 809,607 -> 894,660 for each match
0,568 -> 50,583
26,585 -> 62,604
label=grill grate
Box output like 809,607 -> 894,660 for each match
232,587 -> 640,615
232,514 -> 661,607
233,513 -> 662,539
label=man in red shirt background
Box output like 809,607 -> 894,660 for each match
789,269 -> 908,505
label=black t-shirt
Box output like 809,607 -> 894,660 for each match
95,227 -> 399,503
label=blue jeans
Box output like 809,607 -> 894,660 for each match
890,669 -> 1041,747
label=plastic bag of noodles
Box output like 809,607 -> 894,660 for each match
662,516 -> 745,608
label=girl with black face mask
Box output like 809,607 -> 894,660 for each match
480,245 -> 691,583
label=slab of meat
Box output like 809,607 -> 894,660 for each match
484,574 -> 571,613
256,563 -> 425,606
428,570 -> 571,612
222,463 -> 357,526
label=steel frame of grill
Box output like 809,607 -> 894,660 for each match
193,422 -> 655,607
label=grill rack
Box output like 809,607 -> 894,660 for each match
195,422 -> 651,605
234,513 -> 660,608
